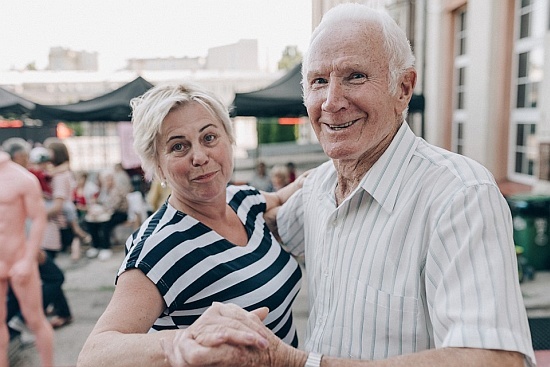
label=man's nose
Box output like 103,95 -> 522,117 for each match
322,80 -> 348,112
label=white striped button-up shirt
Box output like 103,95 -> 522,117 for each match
278,122 -> 535,365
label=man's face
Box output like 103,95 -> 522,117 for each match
303,21 -> 407,162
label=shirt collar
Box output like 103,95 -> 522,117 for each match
359,122 -> 419,214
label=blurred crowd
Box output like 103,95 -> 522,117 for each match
0,137 -> 151,343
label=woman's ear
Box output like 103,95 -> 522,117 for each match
157,165 -> 165,182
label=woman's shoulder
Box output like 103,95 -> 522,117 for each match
227,184 -> 261,196
226,184 -> 265,211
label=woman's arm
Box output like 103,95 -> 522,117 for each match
77,269 -> 170,367
47,197 -> 64,219
78,269 -> 270,367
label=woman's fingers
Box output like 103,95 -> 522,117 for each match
188,303 -> 269,348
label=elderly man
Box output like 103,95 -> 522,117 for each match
161,3 -> 535,367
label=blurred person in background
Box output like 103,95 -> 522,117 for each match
73,171 -> 92,218
1,137 -> 30,168
28,147 -> 91,251
84,169 -> 128,261
78,82 -> 307,366
248,160 -> 273,192
286,161 -> 297,183
4,144 -> 75,331
145,177 -> 171,213
42,138 -> 76,258
0,149 -> 53,367
270,164 -> 290,191
113,163 -> 133,194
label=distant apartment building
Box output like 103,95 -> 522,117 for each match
48,47 -> 99,71
206,39 -> 259,71
126,56 -> 205,72
124,39 -> 259,72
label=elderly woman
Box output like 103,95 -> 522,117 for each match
78,82 -> 305,367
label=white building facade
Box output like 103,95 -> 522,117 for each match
422,0 -> 550,193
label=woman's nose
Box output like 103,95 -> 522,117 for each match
191,147 -> 209,166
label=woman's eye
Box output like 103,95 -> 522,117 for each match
204,134 -> 217,143
171,143 -> 184,152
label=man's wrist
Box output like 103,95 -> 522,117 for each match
305,352 -> 323,367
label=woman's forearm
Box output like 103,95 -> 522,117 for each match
78,329 -> 177,367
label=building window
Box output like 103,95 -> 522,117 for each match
452,6 -> 468,154
515,123 -> 536,176
509,0 -> 548,183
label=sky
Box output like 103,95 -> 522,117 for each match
0,0 -> 312,72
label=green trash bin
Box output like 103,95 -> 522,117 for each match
507,194 -> 550,271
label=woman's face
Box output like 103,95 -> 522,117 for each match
156,102 -> 234,208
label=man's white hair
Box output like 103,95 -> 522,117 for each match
302,3 -> 415,96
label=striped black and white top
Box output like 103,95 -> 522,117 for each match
278,123 -> 535,365
118,185 -> 302,347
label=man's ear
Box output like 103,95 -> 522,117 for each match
395,68 -> 417,113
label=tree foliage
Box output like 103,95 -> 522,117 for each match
257,118 -> 297,144
277,45 -> 302,71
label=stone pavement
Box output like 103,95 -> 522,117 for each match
8,245 -> 549,366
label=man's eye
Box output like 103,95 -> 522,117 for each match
350,73 -> 366,80
312,78 -> 328,85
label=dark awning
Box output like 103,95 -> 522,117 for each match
231,63 -> 306,118
32,76 -> 154,122
0,87 -> 36,116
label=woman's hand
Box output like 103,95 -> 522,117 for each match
161,303 -> 281,367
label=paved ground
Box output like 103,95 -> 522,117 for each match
8,245 -> 549,366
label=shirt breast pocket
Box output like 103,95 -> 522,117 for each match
336,281 -> 420,359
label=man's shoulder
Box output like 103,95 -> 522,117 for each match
415,140 -> 497,187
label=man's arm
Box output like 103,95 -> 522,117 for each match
317,348 -> 524,367
23,175 -> 47,260
9,173 -> 47,283
163,303 -> 525,367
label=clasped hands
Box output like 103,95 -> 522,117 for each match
160,302 -> 283,367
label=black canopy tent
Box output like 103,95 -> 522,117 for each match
231,62 -> 425,118
0,86 -> 36,116
231,63 -> 306,118
32,76 -> 154,122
